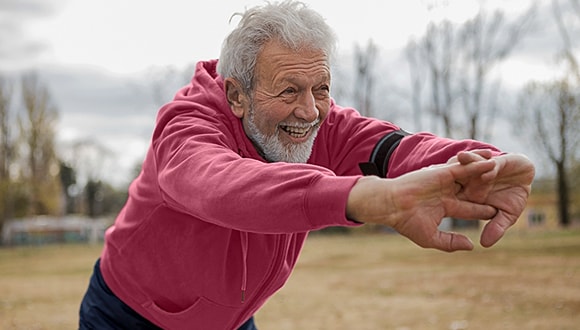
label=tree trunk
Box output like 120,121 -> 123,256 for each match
556,161 -> 570,226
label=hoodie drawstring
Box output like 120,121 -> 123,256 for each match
240,231 -> 248,303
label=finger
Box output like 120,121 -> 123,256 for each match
480,221 -> 505,247
480,158 -> 500,182
446,200 -> 497,220
456,150 -> 492,165
446,159 -> 496,181
431,231 -> 474,252
472,149 -> 493,159
456,151 -> 484,165
449,159 -> 497,189
480,211 -> 515,247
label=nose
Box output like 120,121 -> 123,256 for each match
294,92 -> 319,123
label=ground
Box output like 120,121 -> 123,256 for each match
1,228 -> 579,329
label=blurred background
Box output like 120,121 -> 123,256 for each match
0,0 -> 578,240
0,0 -> 579,329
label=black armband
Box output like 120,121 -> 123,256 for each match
358,129 -> 410,178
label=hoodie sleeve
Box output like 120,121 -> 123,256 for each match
386,132 -> 501,178
310,104 -> 501,179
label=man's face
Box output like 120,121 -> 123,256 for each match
238,40 -> 332,163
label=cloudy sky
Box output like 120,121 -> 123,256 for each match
0,0 -> 575,186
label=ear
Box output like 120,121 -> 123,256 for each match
224,78 -> 248,119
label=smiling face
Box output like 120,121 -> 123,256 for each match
225,40 -> 332,163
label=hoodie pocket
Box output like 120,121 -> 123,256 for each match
144,296 -> 239,330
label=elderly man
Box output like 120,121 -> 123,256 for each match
79,1 -> 534,329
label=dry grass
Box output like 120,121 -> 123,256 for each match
1,229 -> 579,329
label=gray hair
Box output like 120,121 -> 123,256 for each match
217,0 -> 337,92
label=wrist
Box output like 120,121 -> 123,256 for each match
346,176 -> 397,227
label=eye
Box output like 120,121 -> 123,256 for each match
281,87 -> 296,95
315,84 -> 330,97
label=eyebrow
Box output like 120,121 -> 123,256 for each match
278,72 -> 330,86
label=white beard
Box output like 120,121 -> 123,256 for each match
246,106 -> 319,163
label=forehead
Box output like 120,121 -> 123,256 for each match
255,40 -> 330,83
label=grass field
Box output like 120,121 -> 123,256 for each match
1,229 -> 579,329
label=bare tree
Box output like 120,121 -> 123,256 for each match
516,0 -> 580,227
458,8 -> 534,140
406,21 -> 457,136
406,5 -> 534,229
552,0 -> 580,81
0,78 -> 13,182
18,73 -> 62,216
406,40 -> 427,132
353,40 -> 379,118
518,79 -> 579,226
59,137 -> 118,216
406,5 -> 535,140
0,77 -> 15,233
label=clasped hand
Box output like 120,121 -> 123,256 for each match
346,150 -> 535,252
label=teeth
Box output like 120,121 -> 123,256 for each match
281,125 -> 309,138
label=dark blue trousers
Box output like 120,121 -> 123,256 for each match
79,259 -> 257,330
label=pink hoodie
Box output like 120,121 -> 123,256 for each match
99,60 -> 499,329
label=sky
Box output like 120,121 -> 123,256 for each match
5,0 -> 543,74
0,0 -> 575,186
